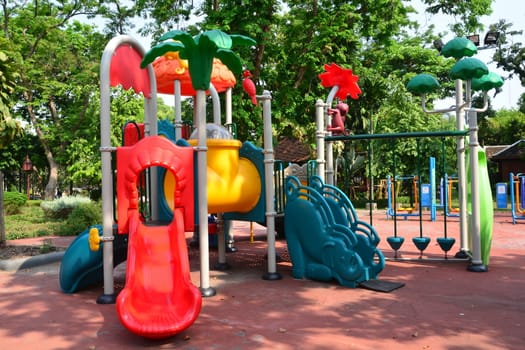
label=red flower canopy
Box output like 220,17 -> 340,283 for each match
319,63 -> 361,100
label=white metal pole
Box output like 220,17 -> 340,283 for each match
174,80 -> 182,140
315,99 -> 326,180
209,84 -> 221,125
225,88 -> 232,125
260,90 -> 281,280
224,87 -> 235,252
195,89 -> 215,296
325,86 -> 339,185
145,64 -> 159,222
467,107 -> 484,268
455,79 -> 469,257
98,35 -> 146,303
465,78 -> 485,271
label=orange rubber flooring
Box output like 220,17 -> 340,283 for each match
0,209 -> 523,350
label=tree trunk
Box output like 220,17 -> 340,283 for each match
45,158 -> 58,200
0,171 -> 6,248
24,92 -> 59,200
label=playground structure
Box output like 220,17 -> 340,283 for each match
58,33 -> 282,338
509,172 -> 525,224
57,31 -> 505,339
59,35 -> 384,339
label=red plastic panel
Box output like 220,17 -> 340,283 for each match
116,136 -> 194,234
110,45 -> 151,98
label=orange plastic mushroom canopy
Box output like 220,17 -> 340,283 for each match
110,45 -> 151,98
153,52 -> 237,96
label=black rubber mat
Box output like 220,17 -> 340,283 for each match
359,279 -> 405,293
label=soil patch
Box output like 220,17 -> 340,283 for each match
0,245 -> 65,260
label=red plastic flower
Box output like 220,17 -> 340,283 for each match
319,63 -> 361,100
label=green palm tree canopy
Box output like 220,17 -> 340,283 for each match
441,37 -> 478,59
450,57 -> 488,80
141,29 -> 256,91
471,72 -> 504,91
406,74 -> 440,94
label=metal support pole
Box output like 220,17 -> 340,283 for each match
224,87 -> 236,252
325,87 -> 338,185
260,90 -> 281,280
467,107 -> 487,271
174,80 -> 182,140
195,89 -> 215,297
315,99 -> 326,179
454,79 -> 469,258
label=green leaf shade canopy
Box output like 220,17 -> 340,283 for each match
450,57 -> 488,81
471,72 -> 504,91
441,37 -> 478,59
406,74 -> 440,94
142,29 -> 255,91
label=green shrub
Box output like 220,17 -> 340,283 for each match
55,201 -> 102,236
3,191 -> 27,215
40,196 -> 92,219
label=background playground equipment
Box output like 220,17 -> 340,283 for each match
509,172 -> 525,224
443,174 -> 460,217
386,173 -> 460,220
386,175 -> 420,219
284,175 -> 385,287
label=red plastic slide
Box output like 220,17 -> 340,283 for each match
115,136 -> 201,339
116,209 -> 201,339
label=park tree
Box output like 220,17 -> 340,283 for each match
480,108 -> 525,145
519,92 -> 525,114
0,40 -> 22,247
0,40 -> 21,148
0,0 -> 510,203
422,0 -> 493,36
489,19 -> 525,87
2,1 -> 105,199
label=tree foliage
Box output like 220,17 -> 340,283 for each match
480,108 -> 525,145
0,42 -> 21,149
2,0 -> 521,201
489,19 -> 525,87
422,0 -> 492,36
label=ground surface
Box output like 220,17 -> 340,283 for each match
0,210 -> 523,350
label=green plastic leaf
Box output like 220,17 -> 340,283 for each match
216,50 -> 243,76
441,37 -> 478,59
406,74 -> 440,94
159,30 -> 192,42
188,54 -> 214,90
141,41 -> 186,68
450,57 -> 488,80
230,34 -> 257,47
197,32 -> 220,53
200,30 -> 232,49
471,72 -> 504,91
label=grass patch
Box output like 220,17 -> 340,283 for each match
4,199 -> 101,240
4,203 -> 64,240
